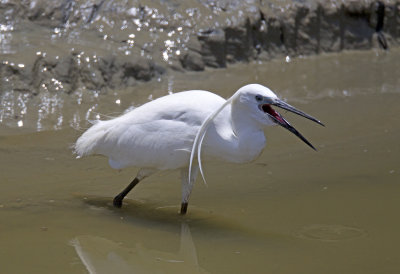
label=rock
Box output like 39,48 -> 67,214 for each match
26,0 -> 70,27
319,2 -> 342,52
186,36 -> 203,54
81,68 -> 105,90
180,51 -> 205,71
260,16 -> 285,57
342,2 -> 375,50
110,70 -> 124,88
198,28 -> 226,68
123,58 -> 154,82
12,76 -> 32,93
225,19 -> 253,62
54,56 -> 73,80
294,4 -> 320,55
376,1 -> 399,46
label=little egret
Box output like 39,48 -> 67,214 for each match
75,84 -> 323,214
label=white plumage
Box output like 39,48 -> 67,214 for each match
77,90 -> 230,169
75,84 -> 323,214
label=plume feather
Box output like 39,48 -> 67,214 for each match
188,95 -> 235,185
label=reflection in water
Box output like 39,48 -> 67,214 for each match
71,223 -> 208,274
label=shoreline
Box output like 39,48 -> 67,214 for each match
0,0 -> 398,95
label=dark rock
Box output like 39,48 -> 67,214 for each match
81,68 -> 105,90
110,70 -> 124,88
341,3 -> 375,50
123,58 -> 154,81
98,55 -> 117,85
54,56 -> 73,80
31,56 -> 55,91
225,18 -> 254,62
180,51 -> 205,71
253,11 -> 285,58
198,28 -> 226,68
380,1 -> 400,45
26,0 -> 68,28
319,3 -> 342,52
186,36 -> 203,54
294,4 -> 320,55
13,80 -> 31,93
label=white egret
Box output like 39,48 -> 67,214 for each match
75,84 -> 323,214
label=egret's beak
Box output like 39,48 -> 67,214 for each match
261,98 -> 324,150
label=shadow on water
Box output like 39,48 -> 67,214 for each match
74,193 -> 291,241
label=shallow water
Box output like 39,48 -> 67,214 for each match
1,49 -> 400,273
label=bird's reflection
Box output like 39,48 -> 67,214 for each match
71,222 -> 209,274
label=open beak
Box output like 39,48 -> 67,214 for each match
261,99 -> 324,150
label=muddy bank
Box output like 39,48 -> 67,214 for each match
0,0 -> 398,95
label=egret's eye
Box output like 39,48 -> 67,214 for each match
255,95 -> 263,102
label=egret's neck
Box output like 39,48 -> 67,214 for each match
229,107 -> 266,162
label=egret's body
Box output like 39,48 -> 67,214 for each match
75,84 -> 323,214
77,91 -> 261,169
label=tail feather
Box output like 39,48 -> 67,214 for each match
74,120 -> 109,157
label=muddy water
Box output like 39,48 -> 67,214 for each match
1,49 -> 400,273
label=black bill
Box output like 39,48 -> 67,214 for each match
272,100 -> 325,126
262,99 -> 324,150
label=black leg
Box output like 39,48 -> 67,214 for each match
113,177 -> 140,208
180,202 -> 188,215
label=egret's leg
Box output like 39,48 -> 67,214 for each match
113,168 -> 156,208
113,177 -> 140,208
180,166 -> 199,215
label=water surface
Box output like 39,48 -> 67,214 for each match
1,49 -> 400,273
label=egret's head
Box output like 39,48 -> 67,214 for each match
234,84 -> 324,150
234,84 -> 279,126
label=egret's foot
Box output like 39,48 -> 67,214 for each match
113,195 -> 124,208
180,202 -> 188,215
